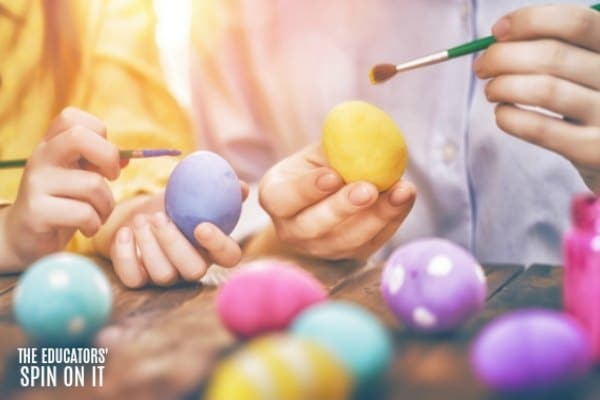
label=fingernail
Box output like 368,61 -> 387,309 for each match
133,214 -> 147,228
153,212 -> 168,227
492,16 -> 510,40
118,227 -> 131,243
349,184 -> 375,206
316,173 -> 341,191
195,224 -> 213,240
389,187 -> 410,207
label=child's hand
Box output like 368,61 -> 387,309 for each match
474,4 -> 600,192
108,183 -> 249,288
258,143 -> 416,261
3,108 -> 120,266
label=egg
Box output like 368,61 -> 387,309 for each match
205,335 -> 351,400
13,253 -> 112,344
322,100 -> 408,192
291,301 -> 393,387
217,260 -> 327,337
470,309 -> 592,392
165,151 -> 242,246
381,238 -> 486,333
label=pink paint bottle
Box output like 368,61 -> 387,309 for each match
564,194 -> 600,361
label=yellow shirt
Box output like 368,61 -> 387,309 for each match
0,0 -> 195,252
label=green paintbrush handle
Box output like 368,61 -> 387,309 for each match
448,3 -> 600,59
448,36 -> 496,58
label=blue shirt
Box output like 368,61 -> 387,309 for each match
185,0 -> 592,266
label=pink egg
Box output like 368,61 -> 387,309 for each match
217,260 -> 327,337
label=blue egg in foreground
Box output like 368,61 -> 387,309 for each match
291,301 -> 393,386
14,253 -> 112,344
165,151 -> 242,247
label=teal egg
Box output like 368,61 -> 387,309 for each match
291,301 -> 393,386
14,253 -> 112,344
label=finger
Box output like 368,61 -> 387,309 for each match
46,107 -> 106,140
357,218 -> 408,260
289,182 -> 378,240
194,223 -> 242,268
485,74 -> 600,125
150,212 -> 208,282
45,169 -> 115,223
494,103 -> 600,167
240,180 -> 250,201
260,167 -> 343,218
41,196 -> 102,237
132,214 -> 180,286
474,40 -> 600,90
328,182 -> 415,251
492,5 -> 600,52
376,180 -> 417,220
43,127 -> 120,180
111,227 -> 149,288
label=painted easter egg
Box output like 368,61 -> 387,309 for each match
291,301 -> 393,387
14,253 -> 112,344
165,151 -> 242,246
381,238 -> 486,333
470,309 -> 592,392
322,100 -> 408,191
217,260 -> 327,337
205,335 -> 352,400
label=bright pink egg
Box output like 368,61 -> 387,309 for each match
217,260 -> 327,338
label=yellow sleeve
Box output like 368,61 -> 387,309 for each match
67,0 -> 196,253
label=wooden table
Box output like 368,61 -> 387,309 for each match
0,256 -> 597,400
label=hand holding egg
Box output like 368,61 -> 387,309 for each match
258,101 -> 416,261
110,151 -> 247,288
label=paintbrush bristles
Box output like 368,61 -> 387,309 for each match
369,64 -> 398,84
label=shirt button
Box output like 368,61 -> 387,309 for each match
443,143 -> 458,164
461,2 -> 471,19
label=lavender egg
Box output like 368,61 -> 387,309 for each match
381,238 -> 486,333
165,151 -> 242,246
471,309 -> 592,392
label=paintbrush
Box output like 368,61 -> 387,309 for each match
0,149 -> 181,169
370,3 -> 600,84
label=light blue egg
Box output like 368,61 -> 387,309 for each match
291,301 -> 393,386
13,253 -> 112,344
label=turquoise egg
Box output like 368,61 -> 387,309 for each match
291,301 -> 393,387
14,253 -> 112,344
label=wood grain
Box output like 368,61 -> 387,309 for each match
1,259 -> 591,400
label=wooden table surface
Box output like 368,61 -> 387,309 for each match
0,255 -> 598,400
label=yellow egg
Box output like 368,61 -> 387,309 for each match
205,335 -> 352,400
322,100 -> 408,191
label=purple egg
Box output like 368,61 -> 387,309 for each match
381,238 -> 486,333
165,151 -> 242,246
470,309 -> 592,392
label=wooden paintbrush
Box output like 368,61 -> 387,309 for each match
370,3 -> 600,84
0,149 -> 181,169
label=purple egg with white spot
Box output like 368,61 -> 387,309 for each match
381,238 -> 486,333
470,309 -> 592,392
165,151 -> 242,246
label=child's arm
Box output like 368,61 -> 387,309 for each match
255,143 -> 416,261
0,108 -> 120,272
